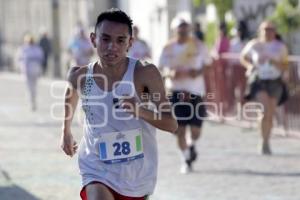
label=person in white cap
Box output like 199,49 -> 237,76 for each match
159,17 -> 212,173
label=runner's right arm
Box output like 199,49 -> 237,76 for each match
61,67 -> 81,157
240,39 -> 256,71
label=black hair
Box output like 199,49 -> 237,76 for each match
219,21 -> 228,36
94,8 -> 133,36
275,33 -> 283,42
237,20 -> 249,41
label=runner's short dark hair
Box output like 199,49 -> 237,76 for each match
95,8 -> 133,36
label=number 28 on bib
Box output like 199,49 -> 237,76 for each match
98,129 -> 144,164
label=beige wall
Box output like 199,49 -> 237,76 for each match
0,0 -> 110,74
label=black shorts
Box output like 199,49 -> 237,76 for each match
170,91 -> 206,127
245,78 -> 287,105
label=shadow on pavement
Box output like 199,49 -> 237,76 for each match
0,168 -> 40,200
0,185 -> 41,200
193,169 -> 300,177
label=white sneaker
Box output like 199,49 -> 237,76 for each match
180,163 -> 192,174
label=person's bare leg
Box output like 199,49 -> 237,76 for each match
26,74 -> 37,111
176,126 -> 191,173
176,126 -> 187,151
263,97 -> 277,154
190,126 -> 201,142
86,183 -> 115,200
256,92 -> 276,155
190,126 -> 201,162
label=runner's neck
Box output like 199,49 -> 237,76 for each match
96,58 -> 128,76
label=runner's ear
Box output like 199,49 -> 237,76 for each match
127,37 -> 133,51
90,32 -> 97,48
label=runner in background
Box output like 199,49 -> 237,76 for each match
240,21 -> 289,155
17,34 -> 44,111
159,17 -> 211,174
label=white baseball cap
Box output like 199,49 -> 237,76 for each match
170,13 -> 191,30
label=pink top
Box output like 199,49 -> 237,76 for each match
215,35 -> 230,55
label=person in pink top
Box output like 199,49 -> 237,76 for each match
213,22 -> 231,116
215,21 -> 230,56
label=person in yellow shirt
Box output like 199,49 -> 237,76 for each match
159,17 -> 211,173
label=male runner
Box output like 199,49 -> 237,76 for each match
159,17 -> 211,173
61,8 -> 178,200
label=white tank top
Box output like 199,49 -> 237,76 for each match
250,41 -> 282,80
78,58 -> 157,197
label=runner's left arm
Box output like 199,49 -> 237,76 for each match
270,45 -> 289,71
140,65 -> 178,133
122,64 -> 178,133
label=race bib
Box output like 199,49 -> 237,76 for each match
97,128 -> 144,164
258,62 -> 281,80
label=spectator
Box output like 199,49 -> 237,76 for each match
38,28 -> 52,75
68,25 -> 94,66
194,22 -> 204,41
127,25 -> 151,60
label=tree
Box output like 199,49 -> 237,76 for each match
269,0 -> 300,52
193,0 -> 233,21
193,0 -> 235,47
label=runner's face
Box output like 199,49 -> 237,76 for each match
259,23 -> 276,42
91,20 -> 132,65
177,23 -> 190,40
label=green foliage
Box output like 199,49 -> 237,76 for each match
288,0 -> 299,8
204,21 -> 218,48
193,0 -> 202,7
269,0 -> 300,33
269,0 -> 300,52
226,19 -> 236,38
193,0 -> 233,20
193,0 -> 235,48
